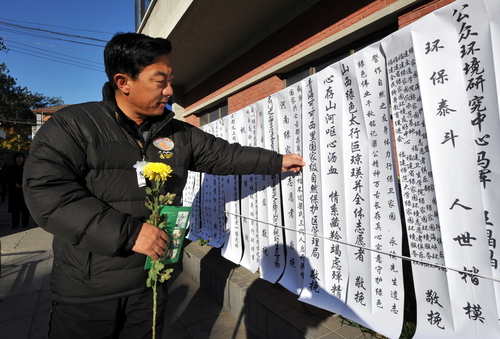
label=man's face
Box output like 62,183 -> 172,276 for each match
124,54 -> 174,120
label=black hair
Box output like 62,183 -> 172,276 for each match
104,32 -> 173,90
13,152 -> 24,161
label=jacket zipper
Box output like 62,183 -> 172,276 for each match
138,112 -> 175,161
85,252 -> 92,280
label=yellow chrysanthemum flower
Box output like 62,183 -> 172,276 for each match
143,162 -> 173,182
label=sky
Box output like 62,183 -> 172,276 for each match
1,0 -> 136,106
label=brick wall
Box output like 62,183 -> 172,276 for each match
399,0 -> 456,27
185,114 -> 199,127
187,0 -> 458,122
185,0 -> 375,114
228,76 -> 283,114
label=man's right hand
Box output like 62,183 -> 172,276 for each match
131,222 -> 169,260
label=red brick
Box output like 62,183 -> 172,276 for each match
438,0 -> 456,7
399,11 -> 420,28
187,0 -> 428,116
362,1 -> 386,18
185,114 -> 199,127
420,4 -> 437,16
228,76 -> 283,114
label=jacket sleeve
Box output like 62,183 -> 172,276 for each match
23,113 -> 142,257
186,122 -> 283,175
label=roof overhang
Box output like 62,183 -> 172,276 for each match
137,0 -> 423,116
137,0 -> 321,92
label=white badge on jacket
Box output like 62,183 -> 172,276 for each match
133,160 -> 147,187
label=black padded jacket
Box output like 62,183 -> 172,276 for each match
23,82 -> 283,303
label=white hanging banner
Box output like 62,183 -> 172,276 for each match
254,96 -> 285,283
254,100 -> 271,278
183,169 -> 201,240
412,1 -> 500,336
186,128 -> 213,243
299,73 -> 325,305
214,118 -> 228,246
382,23 -> 455,339
485,0 -> 500,318
315,63 -> 350,312
276,83 -> 306,295
220,113 -> 243,264
186,122 -> 212,243
344,42 -> 405,339
299,72 -> 348,312
454,0 -> 500,318
338,53 -> 374,324
238,105 -> 260,273
194,122 -> 225,247
182,170 -> 199,209
486,0 -> 500,120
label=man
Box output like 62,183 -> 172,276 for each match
23,32 -> 305,339
0,158 -> 6,202
6,153 -> 30,227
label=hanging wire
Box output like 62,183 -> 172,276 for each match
0,18 -> 109,72
4,47 -> 103,72
0,17 -> 114,35
3,34 -> 104,51
0,26 -> 105,47
5,40 -> 102,70
184,198 -> 500,284
0,20 -> 109,43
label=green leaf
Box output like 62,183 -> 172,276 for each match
149,267 -> 158,280
197,238 -> 210,246
158,221 -> 166,230
154,260 -> 165,272
164,193 -> 176,205
159,268 -> 174,283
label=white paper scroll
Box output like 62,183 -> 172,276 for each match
183,169 -> 201,240
345,42 -> 405,338
213,119 -> 228,247
276,83 -> 306,295
238,106 -> 260,273
315,63 -> 350,311
254,97 -> 285,283
382,24 -> 455,339
411,1 -> 500,336
299,72 -> 349,313
459,0 -> 500,318
332,48 -> 403,337
299,73 -> 328,306
339,52 -> 374,325
254,100 -> 271,278
190,122 -> 226,247
220,113 -> 243,264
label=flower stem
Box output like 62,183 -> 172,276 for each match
152,278 -> 157,339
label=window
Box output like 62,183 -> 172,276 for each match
198,102 -> 228,126
283,67 -> 313,88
